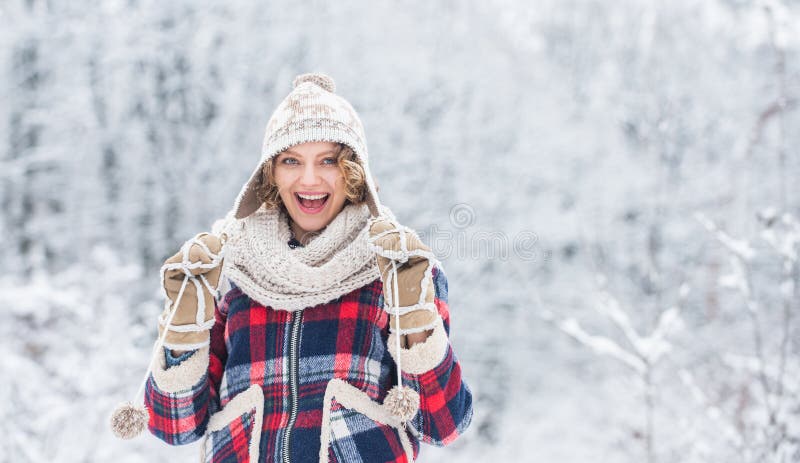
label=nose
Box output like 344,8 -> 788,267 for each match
299,163 -> 321,186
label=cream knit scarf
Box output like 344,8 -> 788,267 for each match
217,202 -> 390,311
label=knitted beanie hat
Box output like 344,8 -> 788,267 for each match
231,72 -> 382,219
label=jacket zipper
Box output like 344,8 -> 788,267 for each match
282,310 -> 303,463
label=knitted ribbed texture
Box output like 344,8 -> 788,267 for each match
217,202 -> 396,311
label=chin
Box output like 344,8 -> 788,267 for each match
293,216 -> 327,233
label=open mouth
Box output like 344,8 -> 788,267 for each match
295,192 -> 330,214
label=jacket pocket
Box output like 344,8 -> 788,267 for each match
200,384 -> 264,463
319,378 -> 414,463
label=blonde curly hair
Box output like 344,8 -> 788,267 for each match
255,142 -> 369,210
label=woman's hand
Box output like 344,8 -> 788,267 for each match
368,217 -> 438,346
158,232 -> 225,350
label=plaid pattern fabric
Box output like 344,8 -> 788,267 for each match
145,265 -> 472,462
204,409 -> 256,463
327,398 -> 408,463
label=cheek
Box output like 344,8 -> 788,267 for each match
325,172 -> 346,191
272,170 -> 293,190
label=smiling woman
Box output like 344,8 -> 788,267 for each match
255,141 -> 369,245
129,72 -> 473,463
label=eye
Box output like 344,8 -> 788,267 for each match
322,157 -> 337,166
281,157 -> 299,165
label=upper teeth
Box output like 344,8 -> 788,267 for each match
298,193 -> 328,200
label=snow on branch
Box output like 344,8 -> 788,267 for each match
758,209 -> 800,263
558,317 -> 646,374
596,291 -> 643,348
694,213 -> 756,261
722,353 -> 799,397
550,286 -> 686,375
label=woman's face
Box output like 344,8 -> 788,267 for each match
273,141 -> 348,241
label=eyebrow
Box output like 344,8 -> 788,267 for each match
283,148 -> 338,156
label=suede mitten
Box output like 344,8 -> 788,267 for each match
368,217 -> 439,336
158,232 -> 225,350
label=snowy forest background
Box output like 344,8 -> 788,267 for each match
2,0 -> 799,461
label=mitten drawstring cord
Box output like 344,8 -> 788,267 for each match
391,259 -> 403,389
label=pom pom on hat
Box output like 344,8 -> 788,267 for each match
110,402 -> 149,439
293,72 -> 336,92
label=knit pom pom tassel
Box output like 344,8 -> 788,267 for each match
384,385 -> 420,422
110,402 -> 149,439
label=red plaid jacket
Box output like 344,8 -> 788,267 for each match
145,265 -> 473,462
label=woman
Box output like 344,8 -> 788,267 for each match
144,73 -> 473,462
